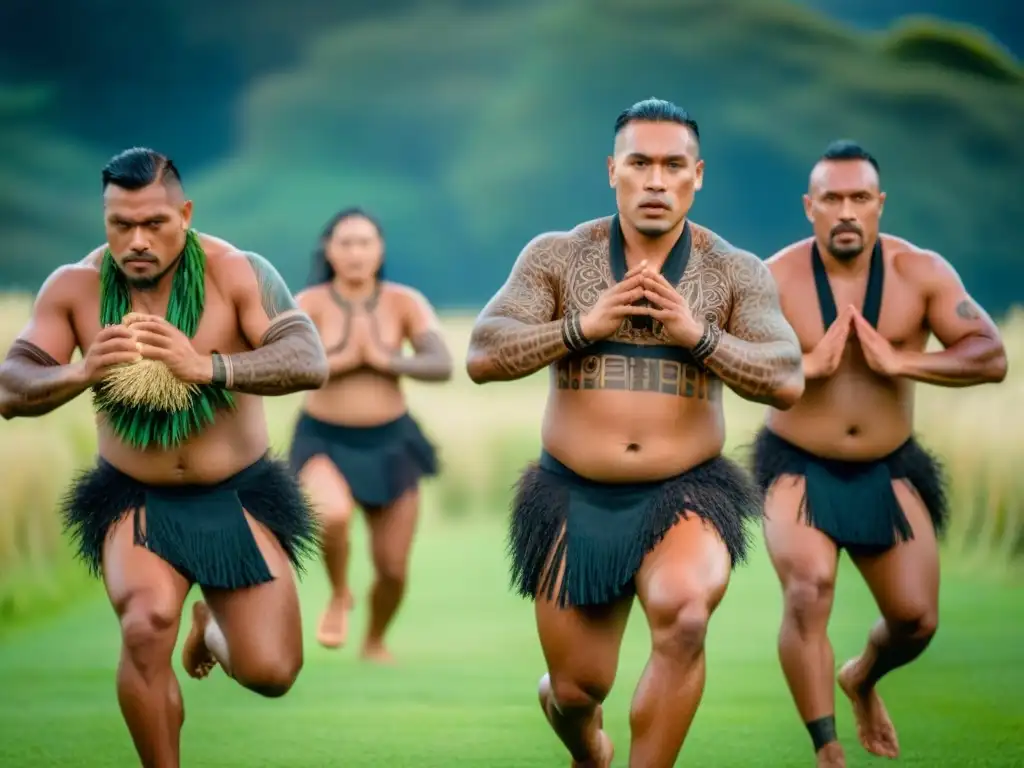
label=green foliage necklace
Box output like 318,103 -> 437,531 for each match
94,229 -> 235,450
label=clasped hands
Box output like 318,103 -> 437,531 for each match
579,261 -> 705,348
327,316 -> 397,375
98,313 -> 213,385
805,304 -> 905,379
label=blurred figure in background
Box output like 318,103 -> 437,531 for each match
754,141 -> 1008,767
288,207 -> 452,662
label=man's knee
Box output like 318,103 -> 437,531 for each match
544,671 -> 612,715
646,589 -> 715,661
887,604 -> 939,644
320,505 -> 353,538
234,650 -> 303,698
782,571 -> 836,631
374,555 -> 408,587
118,596 -> 180,671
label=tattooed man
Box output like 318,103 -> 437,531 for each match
753,141 -> 1007,767
466,98 -> 804,768
288,207 -> 452,659
0,147 -> 328,767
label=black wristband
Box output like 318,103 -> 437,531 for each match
211,353 -> 228,387
561,311 -> 590,353
691,322 -> 722,362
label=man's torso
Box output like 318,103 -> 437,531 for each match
541,215 -> 737,481
767,233 -> 933,460
68,234 -> 270,484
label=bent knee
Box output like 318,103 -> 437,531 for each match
783,573 -> 836,626
888,607 -> 939,642
118,598 -> 181,658
546,673 -> 612,714
647,594 -> 713,659
234,652 -> 303,698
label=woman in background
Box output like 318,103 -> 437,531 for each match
289,207 -> 452,662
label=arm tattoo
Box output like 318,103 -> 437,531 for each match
466,233 -> 574,382
0,339 -> 88,419
955,298 -> 981,320
700,249 -> 803,406
216,314 -> 328,395
243,251 -> 299,320
387,330 -> 453,381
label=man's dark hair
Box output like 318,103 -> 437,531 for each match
306,206 -> 387,287
613,98 -> 700,145
101,147 -> 182,192
820,140 -> 880,176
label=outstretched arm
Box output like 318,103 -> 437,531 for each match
212,252 -> 329,395
383,289 -> 452,382
898,255 -> 1007,386
0,267 -> 92,419
465,233 -> 571,383
701,251 -> 805,409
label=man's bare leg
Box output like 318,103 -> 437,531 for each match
764,477 -> 845,767
361,487 -> 420,663
839,481 -> 940,760
535,554 -> 631,768
626,513 -> 731,768
103,510 -> 192,768
182,511 -> 304,697
299,456 -> 355,648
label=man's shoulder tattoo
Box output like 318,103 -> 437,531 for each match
955,298 -> 982,321
243,251 -> 299,320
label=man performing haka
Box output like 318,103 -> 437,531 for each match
288,206 -> 451,659
752,140 -> 1008,767
0,147 -> 328,767
466,98 -> 805,768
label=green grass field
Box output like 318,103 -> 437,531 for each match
1,517 -> 1021,767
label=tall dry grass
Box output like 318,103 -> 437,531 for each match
1,293 -> 1021,625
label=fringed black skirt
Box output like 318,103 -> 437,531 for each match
61,454 -> 319,590
508,450 -> 763,609
288,411 -> 439,509
750,427 -> 949,552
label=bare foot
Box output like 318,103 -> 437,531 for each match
316,594 -> 352,649
360,640 -> 395,664
181,601 -> 218,680
538,673 -> 614,768
816,741 -> 846,767
838,659 -> 900,758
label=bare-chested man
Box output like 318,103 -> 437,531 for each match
752,140 -> 1008,767
288,206 -> 452,660
0,147 -> 329,767
465,98 -> 805,768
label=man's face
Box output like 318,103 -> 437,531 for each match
803,159 -> 885,262
607,120 -> 703,237
324,215 -> 383,284
103,182 -> 192,289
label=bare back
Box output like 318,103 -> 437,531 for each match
500,218 -> 765,481
297,281 -> 437,426
17,234 -> 299,484
766,233 -> 996,459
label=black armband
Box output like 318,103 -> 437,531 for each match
5,339 -> 61,367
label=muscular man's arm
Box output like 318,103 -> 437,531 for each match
0,268 -> 89,420
701,250 -> 805,409
385,289 -> 452,382
466,233 -> 570,383
898,254 -> 1007,386
210,252 -> 329,395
